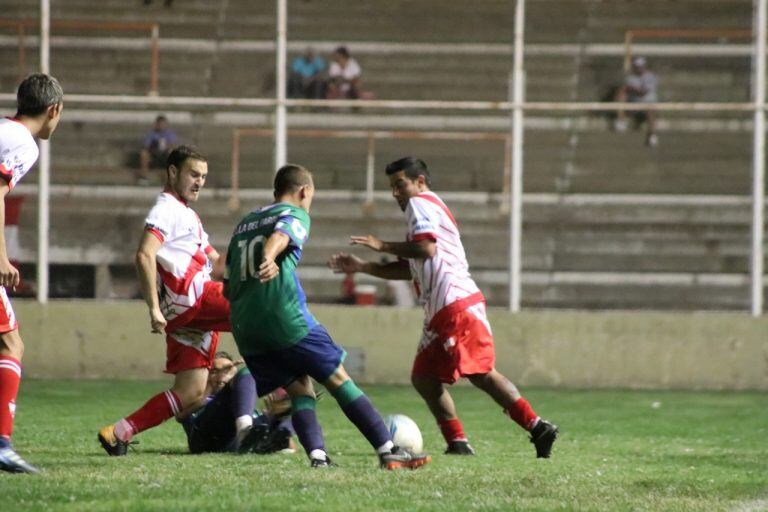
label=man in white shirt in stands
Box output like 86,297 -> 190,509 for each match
614,56 -> 659,147
327,46 -> 363,100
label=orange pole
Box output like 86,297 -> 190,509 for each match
149,24 -> 159,95
229,129 -> 241,211
17,22 -> 25,83
624,31 -> 633,72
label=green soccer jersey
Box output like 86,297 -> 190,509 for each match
224,202 -> 318,355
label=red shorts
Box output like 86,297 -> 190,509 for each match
412,301 -> 495,384
0,287 -> 18,333
165,281 -> 230,374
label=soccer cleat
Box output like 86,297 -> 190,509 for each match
252,427 -> 294,454
530,419 -> 559,458
379,446 -> 431,470
445,439 -> 476,455
97,424 -> 130,456
236,424 -> 270,454
310,455 -> 336,468
0,446 -> 40,474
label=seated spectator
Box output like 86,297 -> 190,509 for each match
326,46 -> 373,100
138,115 -> 179,185
613,56 -> 659,147
288,48 -> 326,99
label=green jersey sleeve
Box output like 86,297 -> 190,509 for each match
274,207 -> 311,249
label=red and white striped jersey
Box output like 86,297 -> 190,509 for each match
405,191 -> 484,324
144,191 -> 214,331
0,117 -> 38,192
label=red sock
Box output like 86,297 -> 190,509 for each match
505,397 -> 539,431
0,355 -> 22,439
438,418 -> 467,443
122,390 -> 181,440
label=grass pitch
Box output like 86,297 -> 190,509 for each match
1,381 -> 766,511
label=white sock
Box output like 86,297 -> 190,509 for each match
235,415 -> 253,432
376,440 -> 395,455
235,415 -> 253,445
309,449 -> 327,461
114,419 -> 134,442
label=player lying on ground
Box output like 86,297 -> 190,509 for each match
0,74 -> 63,474
223,164 -> 430,470
98,146 -> 236,456
328,157 -> 559,458
180,351 -> 297,454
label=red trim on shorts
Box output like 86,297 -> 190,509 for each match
427,291 -> 485,331
204,244 -> 213,255
165,332 -> 220,374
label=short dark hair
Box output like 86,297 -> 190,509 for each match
213,351 -> 234,361
274,164 -> 312,196
166,145 -> 206,171
155,114 -> 168,123
385,157 -> 431,187
16,73 -> 63,117
334,46 -> 350,59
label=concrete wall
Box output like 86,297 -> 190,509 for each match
13,300 -> 768,390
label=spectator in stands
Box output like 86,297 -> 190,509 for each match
288,48 -> 326,100
613,56 -> 659,147
137,115 -> 179,185
143,0 -> 173,6
326,46 -> 370,100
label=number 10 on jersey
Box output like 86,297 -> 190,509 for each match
237,235 -> 264,280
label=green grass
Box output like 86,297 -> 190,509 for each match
1,381 -> 766,511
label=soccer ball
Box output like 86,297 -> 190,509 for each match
383,414 -> 423,453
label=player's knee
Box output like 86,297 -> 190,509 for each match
411,374 -> 440,396
0,330 -> 24,359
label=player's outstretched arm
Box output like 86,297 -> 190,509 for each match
349,234 -> 436,259
0,183 -> 20,289
259,231 -> 290,283
328,253 -> 411,280
135,231 -> 166,333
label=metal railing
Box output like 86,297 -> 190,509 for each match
229,128 -> 511,212
623,28 -> 753,71
0,18 -> 160,95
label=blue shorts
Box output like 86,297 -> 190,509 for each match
244,325 -> 346,396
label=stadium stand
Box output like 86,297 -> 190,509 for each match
1,0 -> 762,310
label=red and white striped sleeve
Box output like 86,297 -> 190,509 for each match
144,201 -> 173,243
405,196 -> 439,243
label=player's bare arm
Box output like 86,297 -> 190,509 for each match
208,248 -> 226,281
135,231 -> 166,333
0,182 -> 20,290
259,231 -> 290,283
349,234 -> 436,259
328,253 -> 411,280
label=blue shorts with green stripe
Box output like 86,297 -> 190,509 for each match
243,325 -> 346,396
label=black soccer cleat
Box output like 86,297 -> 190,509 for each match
253,426 -> 294,454
0,446 -> 40,474
97,424 -> 130,456
237,424 -> 271,454
445,439 -> 476,455
530,419 -> 558,458
310,455 -> 336,468
380,446 -> 431,470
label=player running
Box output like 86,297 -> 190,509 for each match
0,74 -> 63,474
98,146 -> 239,456
328,157 -> 559,458
224,164 -> 430,470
